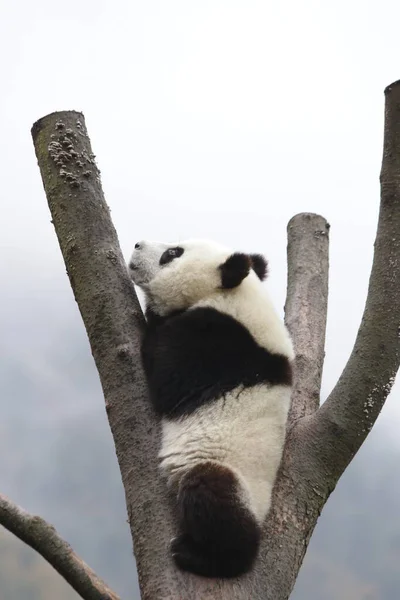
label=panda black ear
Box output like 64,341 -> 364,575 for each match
219,253 -> 251,289
250,253 -> 268,281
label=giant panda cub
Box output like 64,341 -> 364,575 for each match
129,239 -> 294,579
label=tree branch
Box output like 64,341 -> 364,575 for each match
0,493 -> 119,600
234,213 -> 331,600
31,111 -> 180,600
31,111 -> 237,600
285,213 -> 330,423
310,80 -> 400,480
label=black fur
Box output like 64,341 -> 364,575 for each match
159,246 -> 184,265
250,253 -> 268,281
142,307 -> 292,419
219,253 -> 251,288
171,461 -> 260,578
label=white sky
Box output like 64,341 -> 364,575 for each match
0,0 -> 399,438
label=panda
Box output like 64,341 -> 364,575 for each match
128,238 -> 294,579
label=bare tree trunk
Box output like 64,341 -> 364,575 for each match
0,80 -> 397,600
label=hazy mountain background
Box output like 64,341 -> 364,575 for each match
3,1 -> 400,598
1,298 -> 399,600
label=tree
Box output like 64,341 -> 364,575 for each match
0,79 -> 399,600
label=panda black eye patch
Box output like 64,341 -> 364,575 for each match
159,246 -> 184,265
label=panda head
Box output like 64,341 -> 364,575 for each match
129,239 -> 268,317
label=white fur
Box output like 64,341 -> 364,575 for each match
130,238 -> 294,523
159,384 -> 291,523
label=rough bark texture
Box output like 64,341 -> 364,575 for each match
285,213 -> 330,423
31,112 -> 178,600
19,79 -> 400,600
308,80 -> 400,483
0,493 -> 120,600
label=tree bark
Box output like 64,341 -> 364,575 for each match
309,80 -> 400,481
31,112 -> 178,600
285,213 -> 330,424
22,79 -> 400,600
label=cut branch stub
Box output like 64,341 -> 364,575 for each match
285,212 -> 330,423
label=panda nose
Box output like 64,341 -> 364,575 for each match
134,241 -> 144,250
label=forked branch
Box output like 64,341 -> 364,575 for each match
25,79 -> 399,600
0,493 -> 120,600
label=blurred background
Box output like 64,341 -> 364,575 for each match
1,1 -> 399,598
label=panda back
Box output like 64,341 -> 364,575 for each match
142,303 -> 292,419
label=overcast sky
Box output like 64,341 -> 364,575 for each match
1,0 -> 399,439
